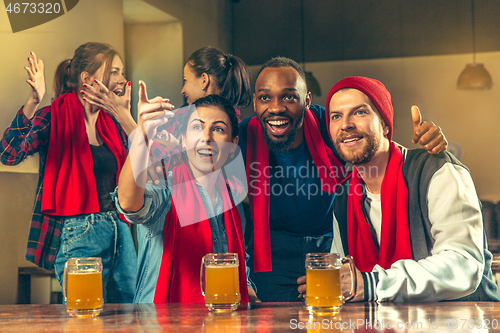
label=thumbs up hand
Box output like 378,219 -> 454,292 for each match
411,105 -> 447,154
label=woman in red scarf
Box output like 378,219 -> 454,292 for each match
0,43 -> 137,303
115,85 -> 255,303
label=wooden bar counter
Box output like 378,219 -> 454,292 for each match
1,302 -> 500,332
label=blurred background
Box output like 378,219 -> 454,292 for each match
1,0 -> 500,304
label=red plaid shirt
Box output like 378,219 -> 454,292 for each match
0,106 -> 128,270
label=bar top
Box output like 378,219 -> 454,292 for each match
1,302 -> 500,332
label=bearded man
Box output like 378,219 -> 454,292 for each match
298,76 -> 499,302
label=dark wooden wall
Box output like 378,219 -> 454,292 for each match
232,0 -> 500,65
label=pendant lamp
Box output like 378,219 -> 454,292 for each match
457,0 -> 492,90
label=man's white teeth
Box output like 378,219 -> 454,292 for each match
343,137 -> 361,143
268,120 -> 289,126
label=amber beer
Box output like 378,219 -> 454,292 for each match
63,258 -> 103,318
306,267 -> 342,308
66,272 -> 103,309
204,265 -> 240,304
305,253 -> 356,315
201,253 -> 240,312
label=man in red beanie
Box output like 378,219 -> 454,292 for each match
298,76 -> 499,302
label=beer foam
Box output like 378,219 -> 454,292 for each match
206,264 -> 238,268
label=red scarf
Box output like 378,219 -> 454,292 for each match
153,161 -> 249,303
246,109 -> 345,272
42,92 -> 125,216
347,142 -> 413,272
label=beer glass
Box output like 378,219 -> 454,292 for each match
305,253 -> 356,316
63,257 -> 103,318
200,253 -> 240,312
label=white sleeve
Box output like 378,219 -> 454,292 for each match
374,162 -> 484,302
331,211 -> 346,257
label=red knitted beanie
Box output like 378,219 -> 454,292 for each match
325,76 -> 393,140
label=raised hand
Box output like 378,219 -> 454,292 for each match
137,80 -> 175,142
25,52 -> 45,104
411,105 -> 447,154
23,52 -> 46,119
135,80 -> 176,185
81,79 -> 136,134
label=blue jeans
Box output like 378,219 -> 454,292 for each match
54,211 -> 137,303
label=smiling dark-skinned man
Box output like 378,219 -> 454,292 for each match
238,57 -> 448,302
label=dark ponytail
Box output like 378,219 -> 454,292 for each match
53,59 -> 71,98
52,42 -> 119,98
187,47 -> 251,108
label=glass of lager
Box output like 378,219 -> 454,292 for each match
305,253 -> 356,316
200,253 -> 240,312
63,257 -> 103,318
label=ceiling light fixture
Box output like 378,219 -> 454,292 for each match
457,0 -> 492,90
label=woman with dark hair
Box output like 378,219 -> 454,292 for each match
113,82 -> 256,303
181,46 -> 251,110
0,42 -> 137,303
158,46 -> 251,142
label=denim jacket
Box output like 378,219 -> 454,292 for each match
112,171 -> 256,303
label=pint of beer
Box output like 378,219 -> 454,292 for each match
306,267 -> 342,308
200,253 -> 240,312
305,253 -> 356,316
63,257 -> 103,318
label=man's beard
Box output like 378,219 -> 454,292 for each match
260,110 -> 305,153
334,130 -> 381,165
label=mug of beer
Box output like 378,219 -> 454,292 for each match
305,253 -> 356,316
200,253 -> 240,312
63,257 -> 103,318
